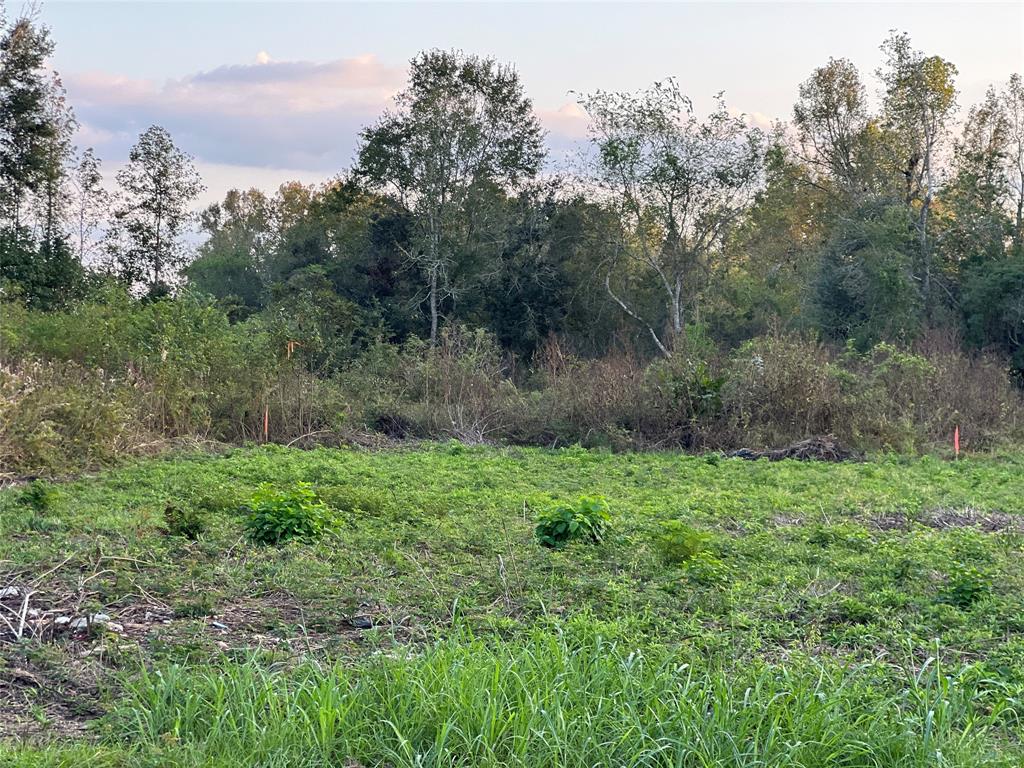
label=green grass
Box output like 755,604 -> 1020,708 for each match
2,444 -> 1024,765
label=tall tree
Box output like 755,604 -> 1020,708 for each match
793,58 -> 872,197
33,70 -> 75,248
185,188 -> 274,316
109,125 -> 204,293
356,49 -> 545,344
0,9 -> 82,308
68,147 -> 110,264
877,32 -> 958,318
580,81 -> 765,355
0,12 -> 55,227
1004,74 -> 1024,252
943,86 -> 1011,270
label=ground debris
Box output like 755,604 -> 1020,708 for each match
729,435 -> 859,463
920,507 -> 1023,532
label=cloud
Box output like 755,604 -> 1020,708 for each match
726,106 -> 776,132
67,53 -> 407,174
74,54 -> 784,201
537,101 -> 590,141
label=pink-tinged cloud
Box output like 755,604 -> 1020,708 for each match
537,101 -> 590,141
67,53 -> 408,172
67,52 -> 603,197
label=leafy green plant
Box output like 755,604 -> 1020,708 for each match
17,479 -> 59,512
162,504 -> 206,540
535,496 -> 611,549
681,550 -> 730,586
656,520 -> 712,564
939,564 -> 991,609
243,482 -> 337,545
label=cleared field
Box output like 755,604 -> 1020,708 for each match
1,445 -> 1023,766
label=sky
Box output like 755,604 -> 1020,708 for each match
39,1 -> 1024,205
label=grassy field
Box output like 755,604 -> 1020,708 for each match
1,444 -> 1023,766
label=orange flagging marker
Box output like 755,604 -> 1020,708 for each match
954,425 -> 960,458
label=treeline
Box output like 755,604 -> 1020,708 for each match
1,8 -> 1024,472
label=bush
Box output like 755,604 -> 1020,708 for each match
243,482 -> 337,545
681,550 -> 731,586
407,326 -> 516,444
535,496 -> 611,549
721,334 -> 847,449
0,358 -> 155,475
521,339 -> 648,449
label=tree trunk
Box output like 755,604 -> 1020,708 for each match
919,196 -> 931,322
1015,181 -> 1024,253
429,266 -> 439,346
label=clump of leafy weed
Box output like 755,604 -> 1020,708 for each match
656,520 -> 712,564
535,496 -> 611,549
18,480 -> 59,512
807,522 -> 872,551
163,504 -> 206,540
173,594 -> 217,618
243,482 -> 337,545
681,550 -> 730,585
939,564 -> 991,609
832,596 -> 875,625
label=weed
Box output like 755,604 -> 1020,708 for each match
162,504 -> 206,540
939,563 -> 992,608
682,550 -> 731,585
243,482 -> 337,545
17,479 -> 59,512
535,496 -> 611,549
656,520 -> 713,564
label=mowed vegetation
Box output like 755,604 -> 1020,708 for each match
1,445 -> 1023,765
2,4 -> 1024,765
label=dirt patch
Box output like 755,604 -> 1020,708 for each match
0,647 -> 106,742
919,508 -> 1023,532
729,435 -> 859,463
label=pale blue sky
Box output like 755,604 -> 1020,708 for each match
41,1 -> 1024,202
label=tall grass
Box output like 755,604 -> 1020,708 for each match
106,629 -> 1022,768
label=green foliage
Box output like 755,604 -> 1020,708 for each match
162,504 -> 206,540
811,202 -> 922,348
655,520 -> 713,564
17,479 -> 59,512
962,256 -> 1024,378
243,482 -> 337,545
0,230 -> 83,310
2,446 -> 1024,764
939,563 -> 992,609
681,550 -> 731,586
89,628 -> 1024,768
535,496 -> 611,549
0,358 -> 150,474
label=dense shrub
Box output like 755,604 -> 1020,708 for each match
721,334 -> 847,447
243,482 -> 337,545
3,293 -> 1023,474
0,358 -> 154,475
535,496 -> 611,549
